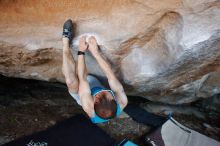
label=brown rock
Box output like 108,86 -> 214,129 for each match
0,0 -> 220,104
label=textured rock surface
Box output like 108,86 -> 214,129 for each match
0,0 -> 220,104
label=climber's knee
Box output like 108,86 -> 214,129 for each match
66,78 -> 79,93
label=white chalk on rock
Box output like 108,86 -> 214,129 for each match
72,33 -> 104,47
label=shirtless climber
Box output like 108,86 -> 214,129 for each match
62,19 -> 128,123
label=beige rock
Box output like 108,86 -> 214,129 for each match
0,0 -> 220,104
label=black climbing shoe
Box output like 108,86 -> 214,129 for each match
62,19 -> 73,41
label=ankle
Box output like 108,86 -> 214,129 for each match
62,37 -> 70,47
63,47 -> 71,54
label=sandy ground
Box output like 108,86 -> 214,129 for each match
0,75 -> 219,145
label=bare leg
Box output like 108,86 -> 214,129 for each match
62,37 -> 79,93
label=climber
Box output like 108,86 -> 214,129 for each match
62,19 -> 128,123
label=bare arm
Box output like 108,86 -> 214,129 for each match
77,36 -> 94,117
92,53 -> 115,79
88,36 -> 128,109
108,76 -> 128,110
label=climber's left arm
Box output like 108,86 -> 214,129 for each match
77,36 -> 94,118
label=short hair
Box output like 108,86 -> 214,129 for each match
94,91 -> 117,119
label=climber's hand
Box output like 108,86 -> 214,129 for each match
88,36 -> 99,55
79,36 -> 88,52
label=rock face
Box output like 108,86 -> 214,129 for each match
0,0 -> 220,104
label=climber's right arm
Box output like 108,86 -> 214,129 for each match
88,36 -> 128,110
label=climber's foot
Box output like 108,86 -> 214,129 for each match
62,19 -> 73,43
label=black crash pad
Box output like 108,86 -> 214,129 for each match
3,114 -> 116,146
124,104 -> 167,127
